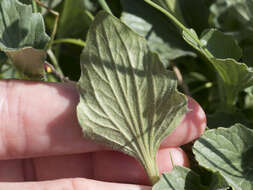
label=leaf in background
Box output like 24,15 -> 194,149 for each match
151,0 -> 186,25
0,0 -> 50,79
210,0 -> 253,31
77,11 -> 188,184
210,0 -> 253,66
121,0 -> 195,67
183,28 -> 253,108
208,172 -> 231,190
55,0 -> 93,81
152,166 -> 208,190
57,0 -> 93,38
207,111 -> 251,129
200,29 -> 242,60
193,124 -> 253,190
179,0 -> 210,35
0,51 -> 7,64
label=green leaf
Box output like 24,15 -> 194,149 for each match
121,0 -> 195,67
208,172 -> 230,190
77,11 -> 188,184
200,29 -> 242,60
152,166 -> 208,190
179,0 -> 210,35
210,0 -> 253,31
57,0 -> 93,39
0,51 -> 7,64
151,0 -> 186,25
213,58 -> 253,107
193,124 -> 253,190
183,28 -> 252,108
0,0 -> 50,79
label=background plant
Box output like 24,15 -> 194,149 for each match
0,0 -> 253,189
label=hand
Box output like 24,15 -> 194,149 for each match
0,80 -> 206,190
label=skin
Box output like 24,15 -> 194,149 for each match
0,79 -> 206,190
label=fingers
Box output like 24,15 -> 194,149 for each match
0,160 -> 24,182
0,80 -> 104,160
160,97 -> 206,148
92,148 -> 189,185
0,147 -> 189,185
0,80 -> 205,160
33,153 -> 93,180
0,178 -> 151,190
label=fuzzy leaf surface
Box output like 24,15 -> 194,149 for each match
77,11 -> 187,182
193,124 -> 253,190
0,0 -> 49,79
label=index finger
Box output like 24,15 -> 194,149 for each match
0,80 -> 104,160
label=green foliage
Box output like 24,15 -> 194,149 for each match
121,0 -> 195,67
77,11 -> 188,184
193,124 -> 253,190
1,0 -> 253,189
0,0 -> 49,79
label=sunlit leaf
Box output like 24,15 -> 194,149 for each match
77,11 -> 188,184
193,124 -> 253,190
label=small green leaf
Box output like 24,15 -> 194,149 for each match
0,0 -> 50,79
182,29 -> 201,52
121,0 -> 195,67
77,11 -> 188,184
57,0 -> 93,39
152,166 -> 208,190
200,29 -> 242,60
193,124 -> 253,190
213,58 -> 253,107
183,28 -> 252,108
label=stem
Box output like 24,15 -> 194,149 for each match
144,0 -> 214,59
44,62 -> 70,83
171,62 -> 190,96
140,153 -> 160,185
47,49 -> 63,76
34,0 -> 59,50
98,0 -> 113,15
53,38 -> 86,47
32,0 -> 38,12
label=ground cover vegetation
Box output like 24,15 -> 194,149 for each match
0,0 -> 253,189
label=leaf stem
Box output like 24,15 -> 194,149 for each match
32,0 -> 38,13
47,49 -> 63,76
98,0 -> 113,15
34,0 -> 59,50
140,153 -> 160,185
171,62 -> 190,96
144,0 -> 214,59
53,38 -> 86,47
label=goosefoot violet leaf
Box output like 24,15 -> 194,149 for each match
193,124 -> 253,190
0,0 -> 50,79
77,11 -> 188,184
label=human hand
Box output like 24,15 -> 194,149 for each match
0,80 -> 206,190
